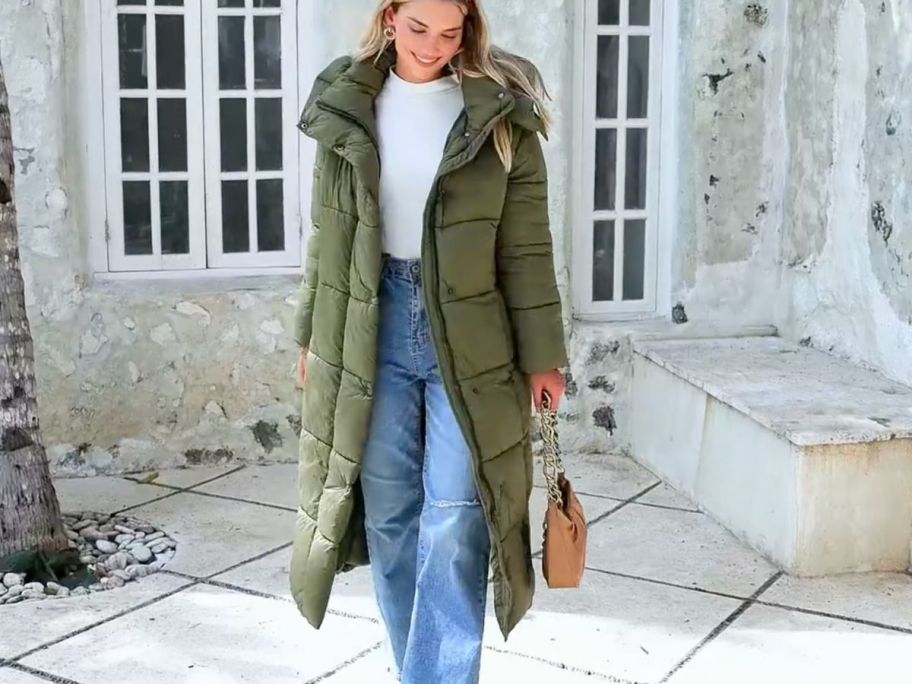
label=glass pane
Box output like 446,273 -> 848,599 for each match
253,0 -> 281,7
630,0 -> 650,25
254,16 -> 282,88
627,36 -> 649,118
158,98 -> 187,172
218,0 -> 245,6
155,0 -> 183,5
625,128 -> 647,210
257,179 -> 284,251
622,219 -> 645,300
222,181 -> 250,253
160,181 -> 189,254
156,14 -> 185,89
255,98 -> 282,171
594,128 -> 617,211
219,16 -> 246,90
596,35 -> 619,119
118,0 -> 145,5
593,220 -> 615,301
220,99 -> 247,172
120,98 -> 149,172
598,0 -> 619,25
123,181 -> 152,255
118,14 -> 147,89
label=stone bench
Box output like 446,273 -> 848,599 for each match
629,335 -> 912,575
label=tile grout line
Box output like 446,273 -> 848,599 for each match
582,565 -> 752,602
304,641 -> 385,683
121,463 -> 249,492
202,540 -> 293,579
6,578 -> 201,664
752,598 -> 912,636
2,661 -> 87,684
587,481 -> 663,528
160,570 -> 381,624
116,487 -> 297,516
657,571 -> 784,683
532,484 -> 702,514
93,465 -> 251,516
531,481 -> 662,560
482,644 -> 647,684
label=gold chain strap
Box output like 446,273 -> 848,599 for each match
539,390 -> 564,508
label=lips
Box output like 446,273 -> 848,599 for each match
411,51 -> 439,66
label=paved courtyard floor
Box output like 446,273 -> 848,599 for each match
1,456 -> 911,683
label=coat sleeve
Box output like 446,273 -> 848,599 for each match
292,144 -> 325,349
496,128 -> 569,375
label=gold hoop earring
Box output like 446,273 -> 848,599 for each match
383,26 -> 395,40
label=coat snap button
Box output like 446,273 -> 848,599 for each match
472,388 -> 480,394
464,131 -> 471,138
498,91 -> 505,99
333,144 -> 344,153
447,287 -> 454,295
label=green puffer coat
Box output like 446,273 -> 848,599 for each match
289,45 -> 569,640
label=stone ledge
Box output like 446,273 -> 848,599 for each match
632,336 -> 912,447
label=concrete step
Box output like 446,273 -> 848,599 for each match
629,335 -> 912,575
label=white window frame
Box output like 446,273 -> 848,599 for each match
202,1 -> 300,268
82,0 -> 310,280
571,0 -> 678,320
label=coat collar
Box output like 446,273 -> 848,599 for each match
298,44 -> 547,153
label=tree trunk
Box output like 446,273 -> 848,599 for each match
0,53 -> 67,559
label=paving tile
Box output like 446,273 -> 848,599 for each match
313,645 -> 397,683
18,584 -> 384,684
667,604 -> 912,684
0,666 -> 58,683
761,572 -> 912,631
0,573 -> 192,660
123,491 -> 295,577
124,465 -> 245,490
53,476 -> 175,517
637,483 -> 701,512
211,545 -> 380,620
534,452 -> 659,500
484,565 -> 741,682
585,503 -> 777,597
316,641 -> 608,683
193,463 -> 297,509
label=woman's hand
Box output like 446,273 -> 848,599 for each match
529,368 -> 565,413
297,347 -> 309,387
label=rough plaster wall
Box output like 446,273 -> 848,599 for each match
2,1 -> 304,476
672,0 -> 788,328
783,0 -> 912,384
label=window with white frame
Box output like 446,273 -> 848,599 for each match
574,0 -> 664,317
98,0 -> 301,273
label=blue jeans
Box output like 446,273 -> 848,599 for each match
360,255 -> 491,684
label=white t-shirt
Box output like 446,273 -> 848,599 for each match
375,67 -> 465,259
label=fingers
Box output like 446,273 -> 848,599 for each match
297,355 -> 307,386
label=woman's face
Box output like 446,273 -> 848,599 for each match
385,0 -> 466,82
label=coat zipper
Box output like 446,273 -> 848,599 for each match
420,109 -> 519,639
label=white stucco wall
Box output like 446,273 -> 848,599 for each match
1,0 -> 910,474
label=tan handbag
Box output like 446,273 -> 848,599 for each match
539,390 -> 587,588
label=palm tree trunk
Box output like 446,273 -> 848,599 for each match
0,53 -> 67,559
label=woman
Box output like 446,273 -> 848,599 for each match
289,1 -> 568,681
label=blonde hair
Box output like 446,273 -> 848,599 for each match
356,0 -> 551,171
